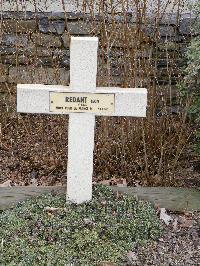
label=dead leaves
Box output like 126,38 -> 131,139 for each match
178,216 -> 195,228
98,177 -> 127,187
44,206 -> 67,213
44,206 -> 68,217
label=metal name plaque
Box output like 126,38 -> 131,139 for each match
50,92 -> 115,114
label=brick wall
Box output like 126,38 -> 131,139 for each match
0,11 -> 197,95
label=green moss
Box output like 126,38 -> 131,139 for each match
0,185 -> 163,265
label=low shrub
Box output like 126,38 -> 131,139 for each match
179,35 -> 200,154
0,185 -> 163,265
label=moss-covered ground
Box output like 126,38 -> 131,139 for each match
0,185 -> 163,265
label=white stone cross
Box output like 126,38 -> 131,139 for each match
17,37 -> 147,204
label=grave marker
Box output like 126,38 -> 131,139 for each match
17,37 -> 147,204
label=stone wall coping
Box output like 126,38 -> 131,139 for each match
2,11 -> 199,23
1,11 -> 199,37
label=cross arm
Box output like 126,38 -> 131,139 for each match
17,84 -> 147,117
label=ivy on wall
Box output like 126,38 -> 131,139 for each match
180,2 -> 200,154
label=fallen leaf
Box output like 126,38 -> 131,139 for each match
116,191 -> 124,199
44,207 -> 62,212
0,180 -> 12,187
160,208 -> 173,225
99,178 -> 128,187
179,216 -> 194,228
116,178 -> 127,187
172,218 -> 178,230
181,219 -> 194,228
47,212 -> 54,218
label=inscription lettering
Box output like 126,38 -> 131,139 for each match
50,92 -> 115,114
65,97 -> 87,103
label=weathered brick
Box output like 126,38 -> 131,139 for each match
61,34 -> 70,48
39,18 -> 65,34
52,49 -> 70,67
1,34 -> 29,47
97,74 -> 122,86
157,42 -> 178,51
0,64 -> 8,82
0,45 -> 54,57
2,19 -> 37,33
8,66 -> 69,85
2,11 -> 36,20
53,48 -> 70,57
0,47 -> 17,55
179,18 -> 197,36
67,21 -> 97,35
1,11 -> 94,21
152,50 -> 181,60
0,55 -> 18,65
100,24 -> 147,48
1,50 -> 70,67
1,54 -> 52,66
146,25 -> 176,38
31,33 -> 62,48
22,46 -> 55,57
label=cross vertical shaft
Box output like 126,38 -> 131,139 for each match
67,37 -> 98,204
17,37 -> 147,205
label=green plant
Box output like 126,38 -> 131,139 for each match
180,34 -> 200,154
0,185 -> 163,265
